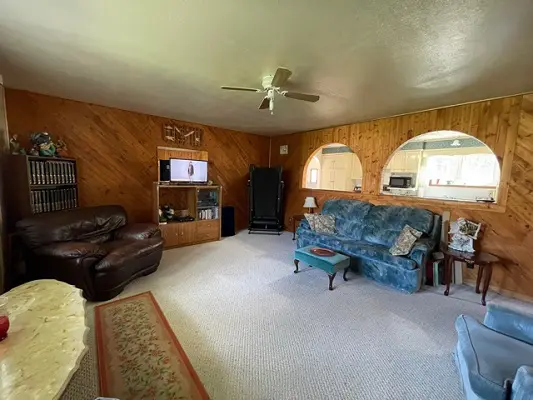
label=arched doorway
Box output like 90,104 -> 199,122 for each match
303,143 -> 363,192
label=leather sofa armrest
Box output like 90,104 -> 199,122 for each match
31,242 -> 106,300
35,241 -> 107,259
512,366 -> 533,399
114,223 -> 161,240
484,303 -> 533,345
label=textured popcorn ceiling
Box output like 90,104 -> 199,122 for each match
0,0 -> 532,135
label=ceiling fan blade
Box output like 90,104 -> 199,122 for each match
271,67 -> 292,87
282,91 -> 320,102
221,86 -> 262,92
259,97 -> 270,110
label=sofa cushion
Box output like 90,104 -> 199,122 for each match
305,213 -> 336,234
340,239 -> 417,270
455,315 -> 533,400
321,200 -> 374,240
361,205 -> 434,247
389,225 -> 423,256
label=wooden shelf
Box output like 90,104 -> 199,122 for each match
26,155 -> 76,162
30,184 -> 77,188
156,183 -> 219,190
4,155 -> 79,231
153,182 -> 222,249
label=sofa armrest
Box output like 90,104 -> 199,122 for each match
484,303 -> 533,345
512,366 -> 533,400
299,218 -> 311,230
429,214 -> 442,246
114,223 -> 161,240
32,242 -> 106,300
407,238 -> 433,268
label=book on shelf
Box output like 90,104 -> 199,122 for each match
30,187 -> 78,214
28,159 -> 77,186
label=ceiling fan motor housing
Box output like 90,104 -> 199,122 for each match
262,75 -> 275,90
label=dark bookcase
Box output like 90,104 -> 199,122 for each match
4,155 -> 79,230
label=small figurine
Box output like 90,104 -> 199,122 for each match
56,138 -> 69,157
162,204 -> 175,222
9,135 -> 26,155
30,132 -> 57,157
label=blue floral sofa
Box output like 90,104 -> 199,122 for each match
296,199 -> 441,293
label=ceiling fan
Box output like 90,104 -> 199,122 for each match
221,67 -> 320,114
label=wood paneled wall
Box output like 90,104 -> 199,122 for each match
5,90 -> 270,230
271,95 -> 533,300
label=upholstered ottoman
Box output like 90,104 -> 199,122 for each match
294,245 -> 351,290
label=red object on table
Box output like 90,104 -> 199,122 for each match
0,314 -> 9,341
310,248 -> 336,257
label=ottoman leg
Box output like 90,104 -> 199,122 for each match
343,267 -> 349,281
293,259 -> 300,274
328,273 -> 337,291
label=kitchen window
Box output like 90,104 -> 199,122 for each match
426,154 -> 499,187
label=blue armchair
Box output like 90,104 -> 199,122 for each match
455,303 -> 533,400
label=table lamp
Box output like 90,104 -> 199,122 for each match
303,196 -> 318,213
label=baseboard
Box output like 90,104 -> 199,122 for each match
463,279 -> 533,304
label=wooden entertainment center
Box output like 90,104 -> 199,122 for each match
154,147 -> 222,249
153,183 -> 221,249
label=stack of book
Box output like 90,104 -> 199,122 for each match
29,160 -> 76,185
30,188 -> 78,214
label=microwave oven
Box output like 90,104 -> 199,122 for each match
389,176 -> 413,188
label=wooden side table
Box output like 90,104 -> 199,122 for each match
292,214 -> 305,240
442,247 -> 500,306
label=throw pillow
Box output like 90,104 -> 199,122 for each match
304,214 -> 336,235
389,225 -> 423,256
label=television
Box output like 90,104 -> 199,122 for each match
170,158 -> 208,183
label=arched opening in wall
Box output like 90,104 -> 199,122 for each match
381,131 -> 500,203
303,143 -> 363,192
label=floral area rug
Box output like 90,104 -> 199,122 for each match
95,291 -> 209,400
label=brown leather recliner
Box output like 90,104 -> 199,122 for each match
16,205 -> 163,301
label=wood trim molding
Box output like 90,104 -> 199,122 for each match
297,188 -> 506,213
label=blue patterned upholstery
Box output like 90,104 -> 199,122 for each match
321,200 -> 373,240
361,205 -> 434,247
455,304 -> 533,399
296,199 -> 441,293
295,245 -> 350,274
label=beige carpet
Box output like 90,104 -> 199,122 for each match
60,231 -> 523,399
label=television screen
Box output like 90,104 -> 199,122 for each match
170,159 -> 208,183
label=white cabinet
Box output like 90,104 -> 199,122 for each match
404,151 -> 420,172
320,152 -> 362,191
388,150 -> 420,173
